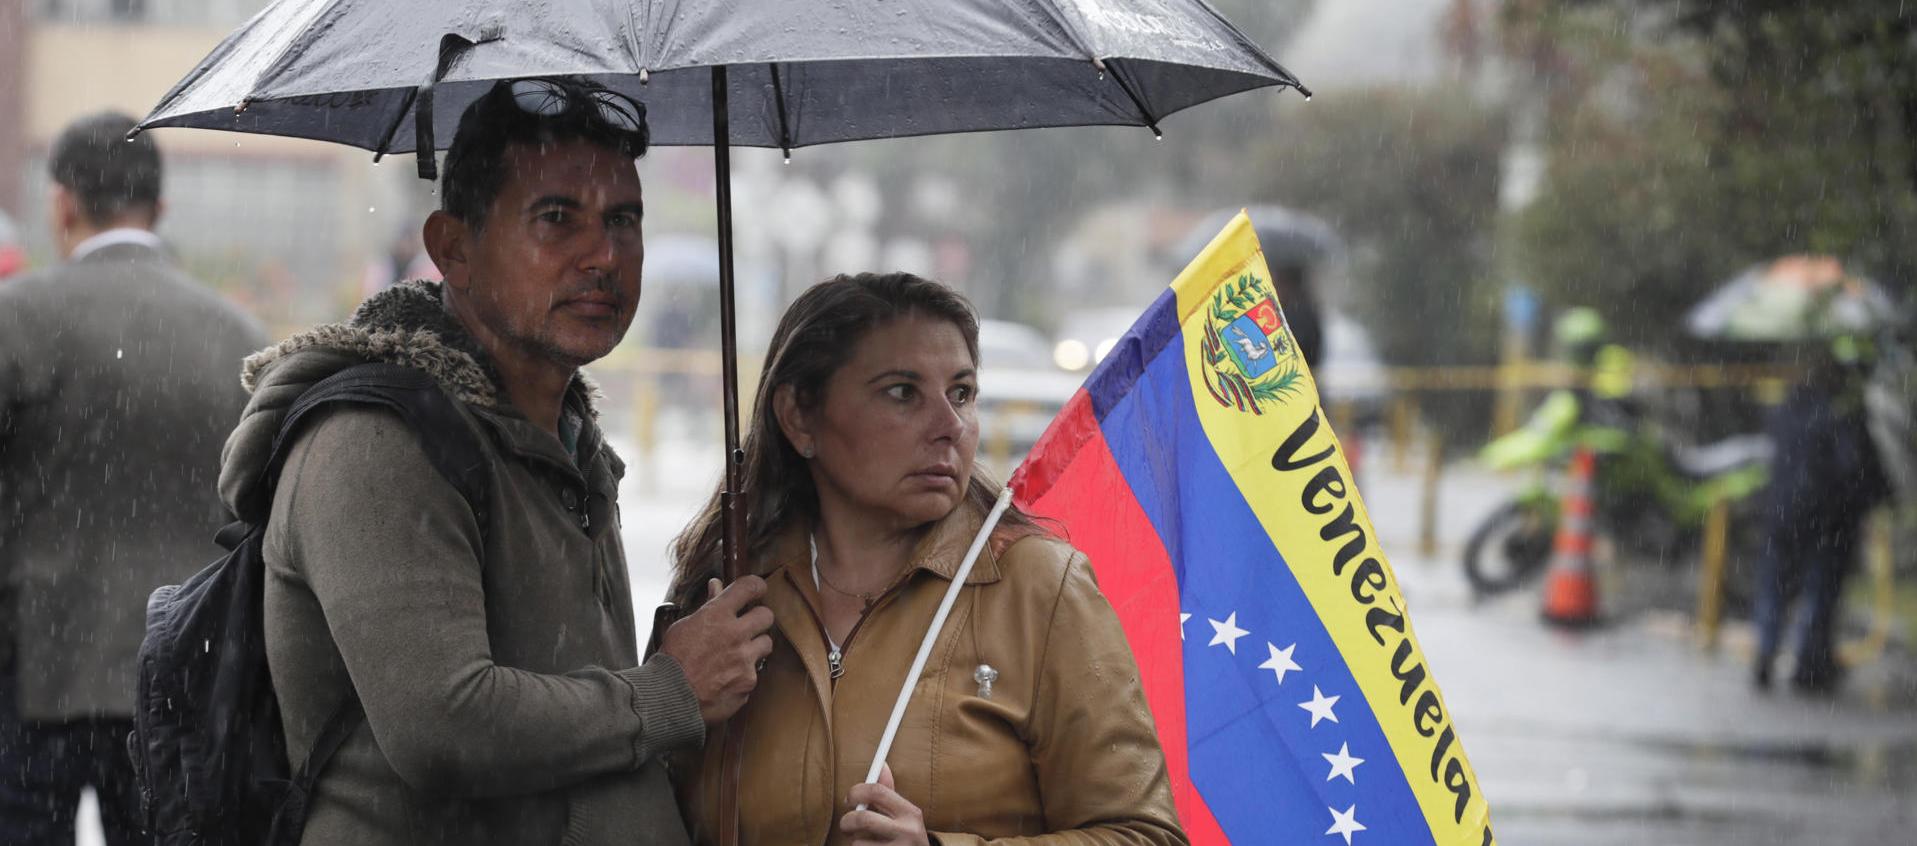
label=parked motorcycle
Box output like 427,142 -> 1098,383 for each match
1464,389 -> 1771,599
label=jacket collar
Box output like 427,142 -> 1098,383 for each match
760,492 -> 1040,588
907,499 -> 1001,584
70,229 -> 167,263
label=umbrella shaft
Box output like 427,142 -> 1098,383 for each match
713,66 -> 748,846
712,66 -> 746,584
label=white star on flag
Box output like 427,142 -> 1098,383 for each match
1207,612 -> 1249,654
1326,804 -> 1367,845
1299,685 -> 1341,727
1322,742 -> 1364,784
1180,612 -> 1192,641
1258,642 -> 1301,685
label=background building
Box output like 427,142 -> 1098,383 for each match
4,0 -> 428,329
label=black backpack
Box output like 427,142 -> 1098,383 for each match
128,362 -> 490,846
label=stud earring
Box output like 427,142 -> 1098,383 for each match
801,444 -> 816,459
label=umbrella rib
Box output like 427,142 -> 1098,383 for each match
1104,60 -> 1162,138
769,63 -> 793,160
372,87 -> 419,162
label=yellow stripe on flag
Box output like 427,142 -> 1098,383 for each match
1173,211 -> 1496,845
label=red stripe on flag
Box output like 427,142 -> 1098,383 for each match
1014,396 -> 1229,844
1009,390 -> 1103,502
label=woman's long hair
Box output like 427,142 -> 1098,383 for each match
666,272 -> 1047,607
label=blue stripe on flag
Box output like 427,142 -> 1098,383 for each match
1097,329 -> 1437,846
1087,288 -> 1183,421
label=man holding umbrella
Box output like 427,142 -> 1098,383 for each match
218,77 -> 771,844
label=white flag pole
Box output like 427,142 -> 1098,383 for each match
857,487 -> 1014,808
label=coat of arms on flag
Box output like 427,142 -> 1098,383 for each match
1202,275 -> 1302,413
1012,211 -> 1496,845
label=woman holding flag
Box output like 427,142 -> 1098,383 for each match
667,272 -> 1185,845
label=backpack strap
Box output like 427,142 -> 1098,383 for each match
251,361 -> 491,533
254,362 -> 492,844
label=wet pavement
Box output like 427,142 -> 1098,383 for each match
1361,451 -> 1917,846
611,432 -> 1917,844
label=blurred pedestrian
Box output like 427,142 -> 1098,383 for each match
0,111 -> 266,844
667,273 -> 1186,845
1751,337 -> 1890,694
219,77 -> 769,844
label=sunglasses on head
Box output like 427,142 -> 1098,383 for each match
506,78 -> 646,134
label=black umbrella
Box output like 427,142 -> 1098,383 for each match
140,1 -> 1306,155
136,0 -> 1308,586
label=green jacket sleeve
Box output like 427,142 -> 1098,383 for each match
930,554 -> 1189,846
270,405 -> 704,797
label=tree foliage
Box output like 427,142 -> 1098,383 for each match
1504,0 -> 1917,350
1250,88 -> 1508,370
1247,87 -> 1509,443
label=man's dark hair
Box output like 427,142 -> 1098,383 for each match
440,77 -> 650,230
48,111 -> 162,225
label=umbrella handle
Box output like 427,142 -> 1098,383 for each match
856,488 -> 1015,809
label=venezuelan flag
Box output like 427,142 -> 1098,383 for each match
1009,212 -> 1495,846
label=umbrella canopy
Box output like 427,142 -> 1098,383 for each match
1687,255 -> 1903,341
139,0 -> 1305,157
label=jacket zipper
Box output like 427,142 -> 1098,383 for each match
809,579 -> 909,688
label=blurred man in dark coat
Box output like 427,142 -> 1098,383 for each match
0,111 -> 266,844
1751,339 -> 1890,694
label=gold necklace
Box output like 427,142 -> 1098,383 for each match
817,569 -> 880,606
809,535 -> 886,607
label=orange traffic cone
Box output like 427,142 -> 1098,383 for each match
1541,447 -> 1601,626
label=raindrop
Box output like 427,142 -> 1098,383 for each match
115,349 -> 123,359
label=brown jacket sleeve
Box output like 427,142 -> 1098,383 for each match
271,406 -> 704,797
931,553 -> 1188,846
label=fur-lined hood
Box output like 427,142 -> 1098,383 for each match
241,279 -> 602,415
219,280 -> 601,515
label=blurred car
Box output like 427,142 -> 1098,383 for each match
977,319 -> 1084,466
1050,307 -> 1143,373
